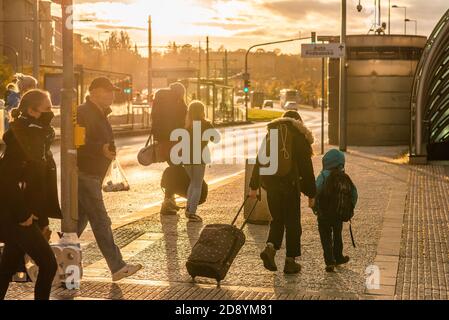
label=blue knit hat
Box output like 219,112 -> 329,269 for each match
322,149 -> 345,170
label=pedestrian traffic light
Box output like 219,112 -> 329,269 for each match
244,80 -> 251,93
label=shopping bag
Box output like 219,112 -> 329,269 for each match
102,159 -> 130,192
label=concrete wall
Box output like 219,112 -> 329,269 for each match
328,35 -> 426,146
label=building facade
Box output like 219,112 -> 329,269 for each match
0,0 -> 62,74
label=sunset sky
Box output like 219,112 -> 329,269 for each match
71,0 -> 448,54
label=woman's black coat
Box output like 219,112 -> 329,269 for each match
0,116 -> 62,228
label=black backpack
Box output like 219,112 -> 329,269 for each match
318,169 -> 355,222
318,169 -> 356,247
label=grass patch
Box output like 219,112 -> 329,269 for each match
248,108 -> 284,122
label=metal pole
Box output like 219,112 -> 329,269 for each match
339,0 -> 347,152
244,36 -> 311,122
224,50 -> 228,86
206,36 -> 210,107
148,16 -> 152,101
321,56 -> 325,155
404,8 -> 407,35
388,0 -> 391,34
32,0 -> 40,80
60,0 -> 78,233
378,0 -> 381,27
197,41 -> 201,100
206,36 -> 210,80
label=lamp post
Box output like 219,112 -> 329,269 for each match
392,5 -> 407,35
405,18 -> 418,35
340,0 -> 347,152
244,36 -> 311,121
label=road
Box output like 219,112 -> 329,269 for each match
50,108 -> 327,228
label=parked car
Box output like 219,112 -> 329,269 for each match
284,101 -> 299,111
262,100 -> 274,108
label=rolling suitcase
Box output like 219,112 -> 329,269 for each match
186,194 -> 260,284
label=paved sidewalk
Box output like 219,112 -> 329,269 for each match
7,146 -> 448,300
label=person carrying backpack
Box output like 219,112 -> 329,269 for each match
313,149 -> 358,273
151,83 -> 188,215
249,111 -> 316,274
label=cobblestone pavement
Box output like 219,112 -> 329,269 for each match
5,146 -> 412,300
395,165 -> 449,300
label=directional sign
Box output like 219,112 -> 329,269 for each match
301,43 -> 346,58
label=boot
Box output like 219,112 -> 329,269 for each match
260,244 -> 277,271
283,257 -> 301,274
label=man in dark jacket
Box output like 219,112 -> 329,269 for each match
77,77 -> 142,282
151,82 -> 188,215
249,111 -> 316,274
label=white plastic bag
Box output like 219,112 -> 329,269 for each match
102,159 -> 130,192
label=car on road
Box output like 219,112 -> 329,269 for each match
262,100 -> 274,108
284,101 -> 299,111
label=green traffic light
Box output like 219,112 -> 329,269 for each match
244,87 -> 249,93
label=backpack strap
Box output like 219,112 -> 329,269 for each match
349,220 -> 356,248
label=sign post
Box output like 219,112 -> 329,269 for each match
301,43 -> 346,59
302,40 -> 346,155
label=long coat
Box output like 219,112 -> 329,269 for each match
0,115 -> 62,228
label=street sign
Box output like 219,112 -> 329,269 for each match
301,43 -> 346,58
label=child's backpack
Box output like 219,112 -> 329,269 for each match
265,123 -> 294,177
318,169 -> 355,222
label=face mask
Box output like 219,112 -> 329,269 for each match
38,111 -> 54,127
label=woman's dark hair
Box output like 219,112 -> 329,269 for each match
283,110 -> 302,122
17,89 -> 50,117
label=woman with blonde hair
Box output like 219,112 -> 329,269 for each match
183,101 -> 219,222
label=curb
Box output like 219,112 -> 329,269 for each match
364,175 -> 408,300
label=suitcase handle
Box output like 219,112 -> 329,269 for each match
231,188 -> 261,230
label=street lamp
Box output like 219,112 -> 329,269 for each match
405,19 -> 418,35
392,5 -> 407,35
244,36 -> 311,121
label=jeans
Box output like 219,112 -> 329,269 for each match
77,173 -> 125,274
266,182 -> 302,258
0,222 -> 57,300
185,165 -> 206,214
318,218 -> 344,266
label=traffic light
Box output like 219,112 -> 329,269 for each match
123,78 -> 133,95
244,80 -> 251,93
311,32 -> 316,43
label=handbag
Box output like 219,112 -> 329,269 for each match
137,135 -> 158,166
137,135 -> 176,166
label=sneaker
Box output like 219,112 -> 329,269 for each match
161,198 -> 179,215
260,245 -> 277,272
112,263 -> 143,282
283,258 -> 301,274
325,265 -> 335,273
185,211 -> 203,223
336,256 -> 350,266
